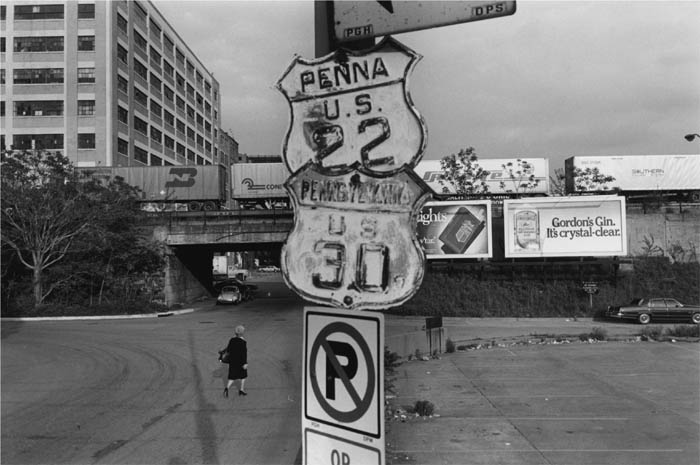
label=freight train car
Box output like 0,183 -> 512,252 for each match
564,155 -> 700,202
231,163 -> 291,209
414,158 -> 550,198
79,165 -> 229,211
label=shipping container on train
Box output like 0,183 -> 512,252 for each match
78,165 -> 228,212
564,154 -> 700,202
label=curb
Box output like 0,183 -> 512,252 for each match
2,308 -> 196,322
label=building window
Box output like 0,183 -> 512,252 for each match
164,135 -> 174,150
78,36 -> 95,51
205,121 -> 211,134
14,100 -> 63,116
150,99 -> 162,117
78,100 -> 95,116
13,134 -> 64,150
149,18 -> 161,37
186,60 -> 194,76
187,127 -> 195,140
14,4 -> 64,20
163,60 -> 174,79
150,127 -> 162,144
117,14 -> 128,33
205,141 -> 212,153
187,83 -> 195,99
164,110 -> 174,127
186,105 -> 195,119
150,154 -> 162,166
196,93 -> 203,107
134,59 -> 148,80
163,85 -> 174,102
134,30 -> 147,52
118,106 -> 128,124
133,1 -> 147,20
187,149 -> 195,162
134,87 -> 148,107
205,101 -> 211,115
196,113 -> 203,127
134,116 -> 148,135
78,3 -> 95,19
176,119 -> 185,133
1,6 -> 6,21
150,46 -> 161,66
163,34 -> 174,54
176,96 -> 185,111
117,138 -> 129,155
150,72 -> 161,91
134,146 -> 148,164
78,67 -> 95,83
117,44 -> 128,63
205,81 -> 211,95
175,72 -> 185,89
176,48 -> 185,66
176,143 -> 185,157
117,74 -> 128,94
196,134 -> 203,147
196,156 -> 204,165
78,133 -> 96,149
14,36 -> 63,52
13,68 -> 63,84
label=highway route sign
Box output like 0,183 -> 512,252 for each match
276,37 -> 426,176
303,307 -> 384,465
333,1 -> 517,43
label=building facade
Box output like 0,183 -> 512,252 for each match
1,0 -> 222,168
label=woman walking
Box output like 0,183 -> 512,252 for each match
222,325 -> 248,397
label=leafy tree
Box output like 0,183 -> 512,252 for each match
573,167 -> 616,192
1,150 -> 164,309
438,147 -> 490,195
498,159 -> 540,194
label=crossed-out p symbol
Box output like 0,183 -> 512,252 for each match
309,322 -> 375,423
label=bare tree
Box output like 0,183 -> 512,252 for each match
499,158 -> 540,194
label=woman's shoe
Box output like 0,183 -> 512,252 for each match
223,388 -> 229,398
239,390 -> 247,396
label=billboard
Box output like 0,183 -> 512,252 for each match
503,196 -> 627,258
414,158 -> 550,196
416,201 -> 492,259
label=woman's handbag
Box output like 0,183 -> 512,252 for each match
218,349 -> 230,363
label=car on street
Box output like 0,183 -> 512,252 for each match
216,285 -> 242,305
606,297 -> 700,324
214,278 -> 258,301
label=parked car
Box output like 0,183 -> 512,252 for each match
214,278 -> 258,301
606,298 -> 700,324
216,286 -> 242,305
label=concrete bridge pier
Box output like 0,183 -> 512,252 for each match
163,246 -> 214,307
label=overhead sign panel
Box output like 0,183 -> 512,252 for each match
303,307 -> 384,465
417,201 -> 492,259
333,1 -> 517,43
503,196 -> 627,258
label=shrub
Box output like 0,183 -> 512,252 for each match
445,338 -> 456,353
413,400 -> 435,417
665,325 -> 700,338
638,325 -> 663,340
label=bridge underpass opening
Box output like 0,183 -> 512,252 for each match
164,243 -> 284,306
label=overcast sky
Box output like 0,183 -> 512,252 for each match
153,0 -> 700,172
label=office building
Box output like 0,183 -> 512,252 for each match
1,0 -> 222,168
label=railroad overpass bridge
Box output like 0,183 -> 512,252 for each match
145,209 -> 294,305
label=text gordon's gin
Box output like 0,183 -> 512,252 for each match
514,209 -> 540,251
439,207 -> 485,254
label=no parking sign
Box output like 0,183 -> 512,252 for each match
303,307 -> 384,464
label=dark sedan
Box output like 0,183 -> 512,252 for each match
606,298 -> 700,324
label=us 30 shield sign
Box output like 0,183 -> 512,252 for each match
281,163 -> 431,311
276,37 -> 426,176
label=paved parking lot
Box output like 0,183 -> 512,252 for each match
386,339 -> 700,465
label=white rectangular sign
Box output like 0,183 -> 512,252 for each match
303,307 -> 384,465
333,1 -> 517,43
503,195 -> 627,258
416,201 -> 492,259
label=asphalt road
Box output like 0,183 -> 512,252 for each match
1,285 -> 305,465
2,281 -> 699,465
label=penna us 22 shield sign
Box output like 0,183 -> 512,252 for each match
276,37 -> 431,311
275,37 -> 426,176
